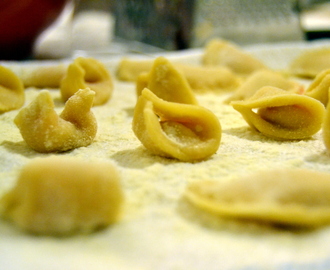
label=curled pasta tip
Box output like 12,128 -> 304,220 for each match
305,69 -> 330,107
231,86 -> 325,140
0,65 -> 25,112
14,88 -> 97,153
60,57 -> 113,106
184,168 -> 330,227
136,56 -> 198,105
132,88 -> 221,162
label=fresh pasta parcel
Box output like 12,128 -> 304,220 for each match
231,86 -> 325,140
132,88 -> 221,162
0,156 -> 124,235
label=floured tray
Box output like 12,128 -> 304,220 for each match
1,40 -> 330,270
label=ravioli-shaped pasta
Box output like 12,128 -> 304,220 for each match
184,168 -> 330,227
0,156 -> 124,235
132,88 -> 221,162
290,47 -> 330,78
0,65 -> 25,113
14,88 -> 97,153
305,69 -> 330,107
135,57 -> 198,104
60,57 -> 113,106
231,86 -> 325,140
202,39 -> 268,76
118,58 -> 240,92
225,69 -> 304,103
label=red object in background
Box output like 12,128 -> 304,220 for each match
0,0 -> 67,60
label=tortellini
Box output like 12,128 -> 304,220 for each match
225,69 -> 304,103
0,156 -> 124,235
132,88 -> 221,162
0,65 -> 25,113
305,69 -> 330,107
184,168 -> 330,227
231,86 -> 325,140
118,58 -> 240,92
15,88 -> 97,153
290,47 -> 330,78
60,57 -> 113,106
135,57 -> 198,104
202,38 -> 268,76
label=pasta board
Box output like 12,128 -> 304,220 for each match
1,40 -> 330,270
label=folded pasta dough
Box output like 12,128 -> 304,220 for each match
225,69 -> 304,103
132,88 -> 221,161
184,168 -> 330,227
60,57 -> 113,106
305,69 -> 330,106
231,86 -> 325,140
322,97 -> 330,151
0,66 -> 25,112
135,57 -> 198,104
202,39 -> 268,76
290,47 -> 330,78
118,58 -> 240,92
14,88 -> 97,153
0,156 -> 124,235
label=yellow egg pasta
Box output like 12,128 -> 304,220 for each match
14,88 -> 97,153
0,65 -> 25,113
132,88 -> 221,162
290,47 -> 330,78
305,69 -> 330,107
60,57 -> 113,106
202,38 -> 268,76
225,69 -> 304,103
184,168 -> 330,227
0,156 -> 124,235
135,57 -> 198,105
231,86 -> 325,140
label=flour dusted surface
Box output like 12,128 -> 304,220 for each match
1,44 -> 330,269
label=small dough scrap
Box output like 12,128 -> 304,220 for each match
0,156 -> 124,235
290,47 -> 330,78
136,57 -> 198,105
14,88 -> 97,153
184,168 -> 330,227
60,57 -> 113,106
225,69 -> 304,103
0,65 -> 25,112
305,68 -> 330,106
118,58 -> 240,92
21,64 -> 67,88
132,88 -> 221,162
202,39 -> 268,76
231,86 -> 325,140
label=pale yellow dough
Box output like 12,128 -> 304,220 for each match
184,168 -> 330,227
132,88 -> 221,162
0,156 -> 124,235
202,38 -> 268,76
225,69 -> 304,103
118,58 -> 240,92
231,86 -> 325,140
290,47 -> 330,78
14,88 -> 97,153
305,68 -> 330,106
135,57 -> 198,105
0,65 -> 25,113
60,57 -> 113,106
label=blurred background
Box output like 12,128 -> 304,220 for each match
1,0 -> 330,60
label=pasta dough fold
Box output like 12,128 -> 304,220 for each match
305,69 -> 330,107
60,57 -> 113,106
15,88 -> 97,153
132,88 -> 221,161
0,156 -> 124,235
184,168 -> 330,227
231,86 -> 325,140
0,65 -> 25,113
